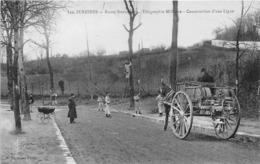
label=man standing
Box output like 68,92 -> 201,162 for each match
51,91 -> 58,105
156,91 -> 164,117
134,92 -> 141,114
105,92 -> 111,118
29,94 -> 34,112
97,95 -> 104,111
160,80 -> 172,131
68,93 -> 77,124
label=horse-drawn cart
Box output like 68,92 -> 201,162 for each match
163,81 -> 240,140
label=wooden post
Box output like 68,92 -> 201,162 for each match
170,0 -> 179,90
31,83 -> 34,94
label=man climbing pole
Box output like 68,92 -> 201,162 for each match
124,61 -> 132,79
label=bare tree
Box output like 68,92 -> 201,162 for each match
170,0 -> 179,90
234,0 -> 252,95
1,0 -> 14,112
32,1 -> 67,92
1,0 -> 66,132
213,0 -> 254,95
13,0 -> 22,133
123,0 -> 142,109
0,0 -> 23,132
18,0 -> 32,120
32,8 -> 56,92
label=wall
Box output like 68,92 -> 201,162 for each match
212,40 -> 260,50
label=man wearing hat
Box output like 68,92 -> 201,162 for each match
68,93 -> 77,124
197,68 -> 214,83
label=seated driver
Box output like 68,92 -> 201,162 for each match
197,68 -> 214,83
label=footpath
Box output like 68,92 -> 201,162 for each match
111,103 -> 260,145
0,104 -> 74,164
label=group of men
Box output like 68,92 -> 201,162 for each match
67,64 -> 215,126
97,92 -> 112,117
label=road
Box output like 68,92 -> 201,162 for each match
55,106 -> 260,164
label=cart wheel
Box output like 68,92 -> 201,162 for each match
170,91 -> 193,139
213,92 -> 240,139
36,113 -> 43,124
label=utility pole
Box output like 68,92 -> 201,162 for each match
85,23 -> 93,101
170,0 -> 179,90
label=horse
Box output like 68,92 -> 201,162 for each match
160,80 -> 175,131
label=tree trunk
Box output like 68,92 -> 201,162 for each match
6,42 -> 14,111
235,0 -> 244,96
235,38 -> 240,95
138,46 -> 141,80
13,0 -> 22,133
170,0 -> 179,90
123,0 -> 142,109
89,55 -> 93,101
45,38 -> 54,90
19,25 -> 31,120
128,20 -> 135,109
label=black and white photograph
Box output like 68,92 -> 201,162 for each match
1,0 -> 260,163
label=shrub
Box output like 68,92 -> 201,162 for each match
239,57 -> 259,118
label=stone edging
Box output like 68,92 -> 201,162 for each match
52,118 -> 77,164
119,110 -> 260,144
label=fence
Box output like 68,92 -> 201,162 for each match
1,73 -> 162,97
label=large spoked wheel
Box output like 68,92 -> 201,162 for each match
213,92 -> 240,139
170,91 -> 193,139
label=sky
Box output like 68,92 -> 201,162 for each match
23,0 -> 259,59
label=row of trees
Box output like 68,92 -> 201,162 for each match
1,0 -> 179,113
213,0 -> 260,96
123,0 -> 179,109
1,0 -> 66,133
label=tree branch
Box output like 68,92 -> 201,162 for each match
30,40 -> 46,49
238,48 -> 249,60
228,17 -> 239,28
124,0 -> 131,15
133,23 -> 142,31
129,0 -> 135,17
243,0 -> 253,17
123,24 -> 129,32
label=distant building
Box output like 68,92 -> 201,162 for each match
212,39 -> 260,50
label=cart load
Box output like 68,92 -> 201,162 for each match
163,81 -> 240,140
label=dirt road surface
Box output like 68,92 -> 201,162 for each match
55,107 -> 260,164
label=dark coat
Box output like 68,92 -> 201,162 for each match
197,72 -> 214,83
67,98 -> 77,118
29,96 -> 34,104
